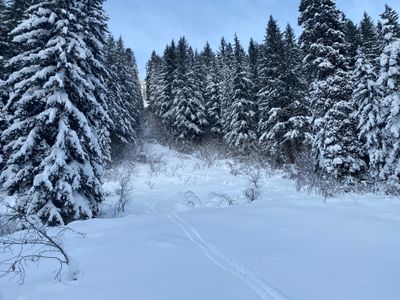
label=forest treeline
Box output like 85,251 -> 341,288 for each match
145,1 -> 400,194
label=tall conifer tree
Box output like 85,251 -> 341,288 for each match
146,51 -> 163,113
105,37 -> 143,158
200,43 -> 222,136
257,17 -> 286,160
159,41 -> 177,131
353,49 -> 385,181
170,37 -> 207,141
248,38 -> 259,124
359,12 -> 380,65
218,38 -> 234,136
224,36 -> 256,154
299,0 -> 365,180
378,5 -> 400,191
1,0 -> 109,225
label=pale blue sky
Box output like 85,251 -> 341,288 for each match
104,0 -> 400,78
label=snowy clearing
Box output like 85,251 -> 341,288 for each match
1,144 -> 400,300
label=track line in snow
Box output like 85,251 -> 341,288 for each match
168,213 -> 288,300
149,202 -> 158,214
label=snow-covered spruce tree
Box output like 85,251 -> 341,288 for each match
343,15 -> 361,68
248,38 -> 259,92
127,48 -> 144,117
78,0 -> 112,163
105,36 -> 143,157
145,50 -> 163,113
169,37 -> 207,141
279,24 -> 311,163
217,38 -> 235,136
206,67 -> 223,136
159,41 -> 177,131
258,19 -> 310,165
378,6 -> 400,192
377,20 -> 383,42
224,35 -> 257,154
0,0 -> 109,225
360,12 -> 381,66
206,60 -> 223,136
248,38 -> 259,123
200,43 -> 222,136
353,12 -> 386,184
199,43 -> 214,120
257,17 -> 286,163
353,48 -> 385,182
298,0 -> 322,81
192,50 -> 207,127
379,5 -> 400,47
104,36 -> 121,116
199,42 -> 215,74
299,0 -> 366,181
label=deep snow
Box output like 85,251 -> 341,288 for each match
1,144 -> 400,300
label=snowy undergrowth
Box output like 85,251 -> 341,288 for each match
101,143 -> 272,217
1,143 -> 400,300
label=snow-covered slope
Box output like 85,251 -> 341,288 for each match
1,144 -> 400,300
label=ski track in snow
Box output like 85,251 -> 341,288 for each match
168,213 -> 288,300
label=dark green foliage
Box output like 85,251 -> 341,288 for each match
248,38 -> 259,117
224,35 -> 257,154
159,41 -> 177,129
380,4 -> 400,44
105,36 -> 143,159
200,43 -> 222,135
359,12 -> 381,65
299,0 -> 366,180
170,37 -> 208,141
257,18 -> 310,165
343,15 -> 361,67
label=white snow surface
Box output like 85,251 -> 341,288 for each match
1,143 -> 400,300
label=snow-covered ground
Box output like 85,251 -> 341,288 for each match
1,144 -> 400,300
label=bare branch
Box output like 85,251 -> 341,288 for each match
0,198 -> 85,283
114,162 -> 136,217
